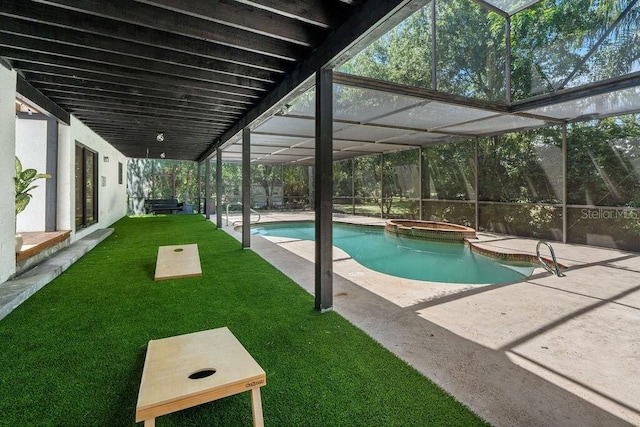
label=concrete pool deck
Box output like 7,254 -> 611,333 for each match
221,212 -> 640,427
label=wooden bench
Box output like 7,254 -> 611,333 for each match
144,199 -> 184,214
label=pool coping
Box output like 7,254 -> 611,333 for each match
245,219 -> 565,273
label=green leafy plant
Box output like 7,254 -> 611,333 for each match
15,156 -> 51,215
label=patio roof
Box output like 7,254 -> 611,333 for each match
2,0 -> 639,164
219,71 -> 640,165
1,0 -> 427,160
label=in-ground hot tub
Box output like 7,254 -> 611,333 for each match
384,219 -> 476,242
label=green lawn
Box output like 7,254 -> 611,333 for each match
0,215 -> 488,426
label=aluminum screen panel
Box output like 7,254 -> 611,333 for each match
523,87 -> 640,120
250,134 -> 311,147
224,143 -> 280,155
480,0 -> 543,15
334,124 -> 413,142
334,84 -> 424,122
297,139 -> 370,150
257,116 -> 315,137
342,142 -> 413,153
441,114 -> 546,135
275,147 -> 316,156
371,101 -> 498,130
383,132 -> 460,145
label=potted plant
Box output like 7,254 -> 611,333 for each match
14,156 -> 51,253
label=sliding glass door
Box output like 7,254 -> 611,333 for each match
75,143 -> 98,228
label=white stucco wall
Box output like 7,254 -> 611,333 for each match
59,115 -> 128,241
15,118 -> 48,232
0,67 -> 17,282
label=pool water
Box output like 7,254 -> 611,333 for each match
251,222 -> 534,285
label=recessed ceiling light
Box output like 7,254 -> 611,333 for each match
156,132 -> 165,142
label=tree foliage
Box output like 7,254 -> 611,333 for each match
341,0 -> 639,101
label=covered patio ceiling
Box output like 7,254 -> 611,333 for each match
2,0 -> 640,164
1,0 -> 428,161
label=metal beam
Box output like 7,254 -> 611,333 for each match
205,159 -> 211,218
315,68 -> 333,312
216,149 -> 223,229
562,125 -> 567,244
196,161 -> 201,214
505,17 -> 511,104
510,71 -> 640,114
242,128 -> 251,249
474,138 -> 479,230
15,75 -> 69,124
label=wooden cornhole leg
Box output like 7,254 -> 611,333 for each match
144,419 -> 155,427
251,387 -> 264,427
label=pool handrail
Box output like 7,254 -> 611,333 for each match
536,240 -> 564,277
225,202 -> 260,226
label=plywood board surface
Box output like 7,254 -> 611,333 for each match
154,244 -> 202,280
136,327 -> 266,421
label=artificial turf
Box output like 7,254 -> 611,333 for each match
0,215 -> 488,426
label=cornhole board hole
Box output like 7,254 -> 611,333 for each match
154,244 -> 202,280
136,327 -> 266,426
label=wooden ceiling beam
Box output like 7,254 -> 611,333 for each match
0,34 -> 272,91
69,108 -> 233,126
0,0 -> 291,73
18,64 -> 255,106
5,53 -> 263,100
53,96 -> 242,119
73,112 -> 229,130
88,124 -> 223,137
234,0 -> 347,28
31,0 -> 308,60
25,74 -> 250,113
0,17 -> 279,83
57,101 -> 239,123
137,0 -> 323,46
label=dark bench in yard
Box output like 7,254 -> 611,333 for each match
144,199 -> 184,214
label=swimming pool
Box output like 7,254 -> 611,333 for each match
251,221 -> 534,285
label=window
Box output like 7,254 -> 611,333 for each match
118,162 -> 123,185
75,144 -> 98,228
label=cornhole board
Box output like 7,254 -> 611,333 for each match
136,327 -> 266,427
154,244 -> 202,280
